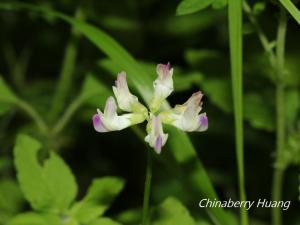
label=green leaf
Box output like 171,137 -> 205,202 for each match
151,197 -> 196,225
176,0 -> 214,16
7,212 -> 61,225
228,0 -> 248,224
70,177 -> 124,224
89,218 -> 122,225
14,134 -> 77,213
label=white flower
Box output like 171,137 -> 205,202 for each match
150,63 -> 174,112
145,115 -> 168,154
93,97 -> 146,132
93,64 -> 208,154
160,91 -> 208,132
113,72 -> 146,113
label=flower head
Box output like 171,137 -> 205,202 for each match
92,63 -> 208,154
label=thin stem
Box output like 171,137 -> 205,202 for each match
243,1 -> 276,67
16,99 -> 48,133
272,9 -> 287,225
142,149 -> 152,225
49,7 -> 84,121
51,97 -> 83,135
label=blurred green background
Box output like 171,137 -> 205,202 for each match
0,0 -> 299,225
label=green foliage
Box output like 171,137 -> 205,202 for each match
7,212 -> 61,225
176,0 -> 215,15
89,218 -> 122,225
70,177 -> 125,224
176,0 -> 227,15
14,134 -> 77,213
0,179 -> 24,224
151,197 -> 196,225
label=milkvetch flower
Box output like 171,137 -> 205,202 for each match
92,63 -> 208,153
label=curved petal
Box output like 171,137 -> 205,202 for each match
161,91 -> 208,132
93,97 -> 147,133
150,63 -> 174,112
113,72 -> 147,113
145,115 -> 168,154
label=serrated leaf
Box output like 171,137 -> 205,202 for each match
70,177 -> 124,224
43,152 -> 77,213
14,134 -> 77,213
151,197 -> 196,225
176,0 -> 214,16
7,212 -> 61,225
89,218 -> 122,225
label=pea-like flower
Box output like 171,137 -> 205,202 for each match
92,63 -> 208,153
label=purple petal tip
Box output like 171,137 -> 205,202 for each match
93,114 -> 108,132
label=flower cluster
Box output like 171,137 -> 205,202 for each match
92,63 -> 208,154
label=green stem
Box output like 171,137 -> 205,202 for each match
279,0 -> 300,25
272,9 -> 287,225
228,0 -> 248,225
243,1 -> 276,68
51,97 -> 83,135
16,99 -> 48,133
49,7 -> 84,121
142,149 -> 152,225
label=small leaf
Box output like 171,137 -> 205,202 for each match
176,0 -> 214,15
43,152 -> 78,213
14,134 -> 77,213
151,197 -> 196,225
253,2 -> 266,15
70,177 -> 125,224
89,218 -> 122,225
